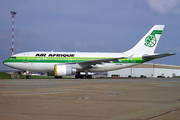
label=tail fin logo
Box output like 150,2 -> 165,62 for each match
144,30 -> 162,47
144,35 -> 156,47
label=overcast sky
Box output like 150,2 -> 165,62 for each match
0,0 -> 180,69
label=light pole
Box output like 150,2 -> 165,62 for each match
10,11 -> 17,55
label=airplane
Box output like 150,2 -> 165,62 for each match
3,25 -> 175,79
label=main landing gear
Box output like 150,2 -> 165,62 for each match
26,74 -> 31,79
75,74 -> 92,79
75,72 -> 92,79
54,76 -> 62,79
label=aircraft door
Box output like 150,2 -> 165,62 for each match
23,54 -> 29,63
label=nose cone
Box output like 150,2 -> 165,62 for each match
3,60 -> 6,65
3,59 -> 9,66
3,57 -> 17,69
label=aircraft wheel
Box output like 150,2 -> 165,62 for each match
75,75 -> 80,79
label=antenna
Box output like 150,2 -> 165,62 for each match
10,11 -> 17,55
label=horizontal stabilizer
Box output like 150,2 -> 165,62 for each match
142,53 -> 175,61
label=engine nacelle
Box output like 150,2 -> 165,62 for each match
54,65 -> 76,76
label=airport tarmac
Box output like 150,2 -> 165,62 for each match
0,78 -> 180,120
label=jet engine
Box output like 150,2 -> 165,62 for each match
54,65 -> 76,76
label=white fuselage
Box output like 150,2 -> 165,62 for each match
4,51 -> 143,72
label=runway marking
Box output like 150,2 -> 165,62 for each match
0,84 -> 115,96
107,102 -> 180,120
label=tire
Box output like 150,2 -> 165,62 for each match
75,75 -> 80,79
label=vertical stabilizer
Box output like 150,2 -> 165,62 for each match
125,25 -> 165,54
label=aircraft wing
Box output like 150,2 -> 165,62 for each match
73,56 -> 130,68
142,53 -> 175,60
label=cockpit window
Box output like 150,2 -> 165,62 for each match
9,57 -> 16,59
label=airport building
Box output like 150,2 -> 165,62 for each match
108,63 -> 180,78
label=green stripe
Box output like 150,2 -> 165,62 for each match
150,30 -> 162,36
4,57 -> 146,64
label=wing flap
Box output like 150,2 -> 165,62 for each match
75,56 -> 129,68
